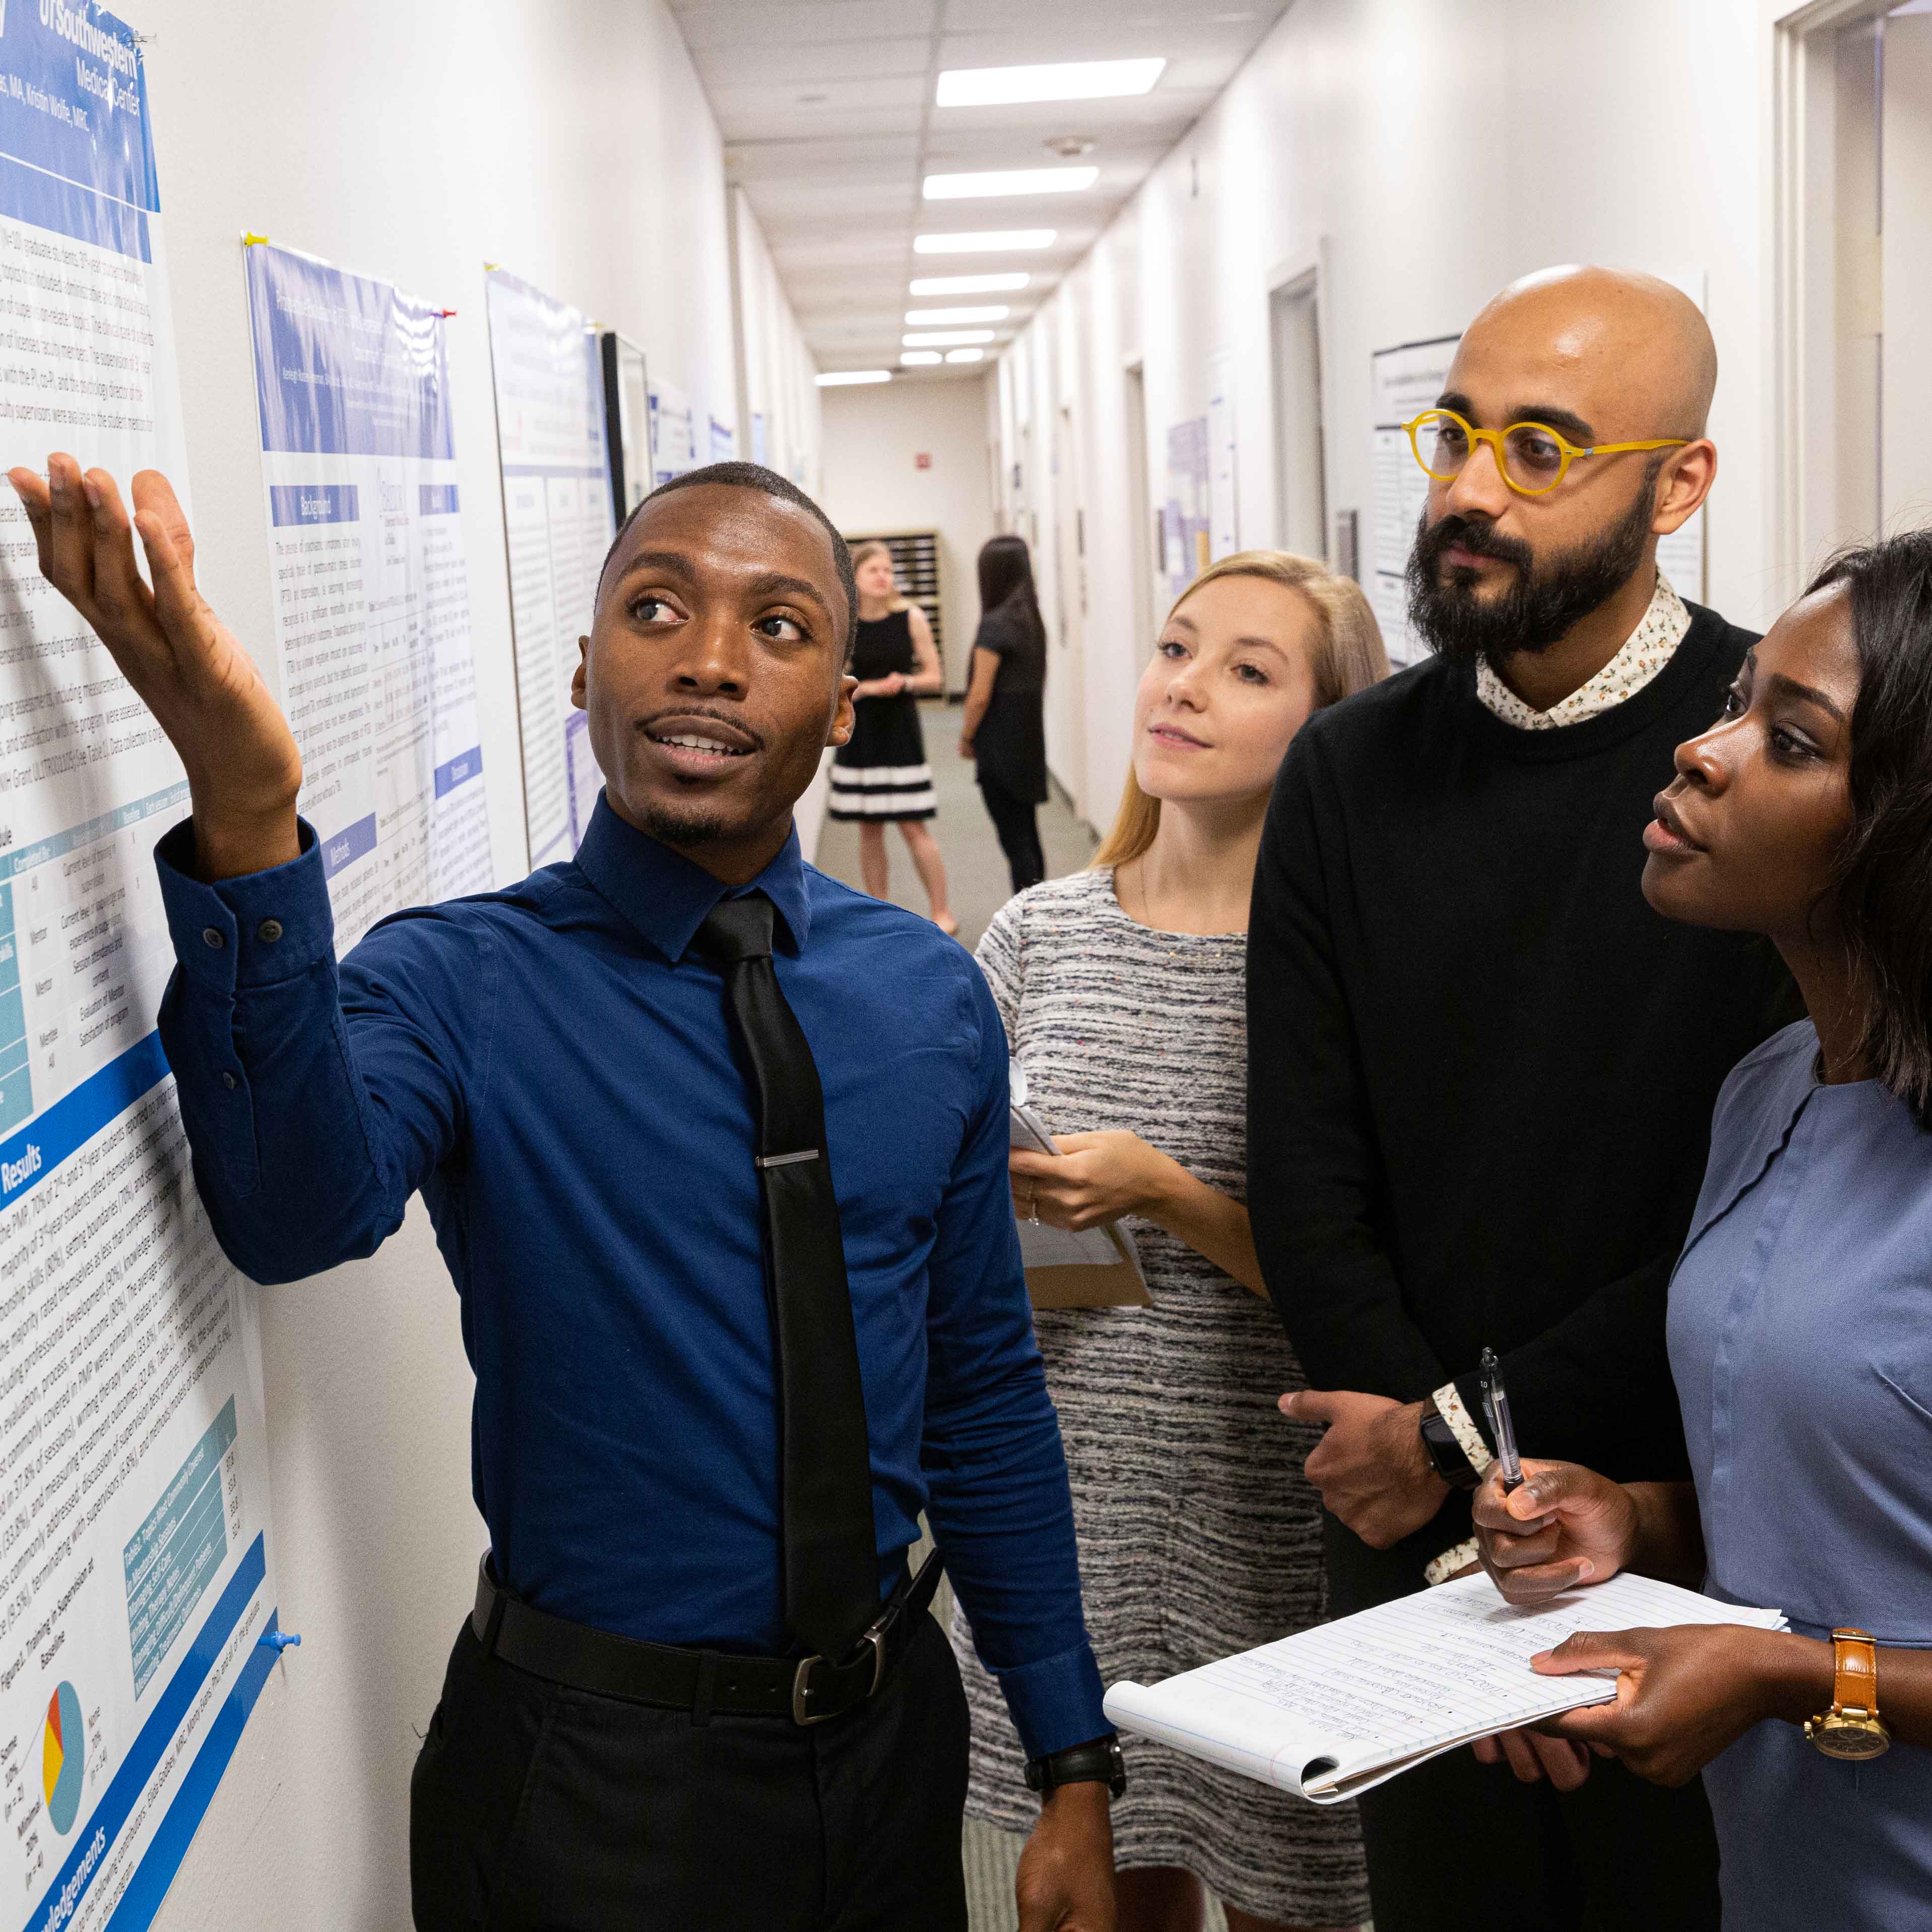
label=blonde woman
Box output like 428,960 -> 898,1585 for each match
828,540 -> 956,933
949,554 -> 1387,1932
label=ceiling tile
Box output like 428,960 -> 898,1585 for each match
672,0 -> 1285,370
675,2 -> 940,49
726,136 -> 922,181
690,37 -> 932,85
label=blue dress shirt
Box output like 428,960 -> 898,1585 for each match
1669,1020 -> 1932,1928
152,796 -> 1105,1758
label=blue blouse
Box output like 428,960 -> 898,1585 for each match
1668,1020 -> 1932,1928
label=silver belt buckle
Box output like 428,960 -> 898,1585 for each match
790,1629 -> 886,1725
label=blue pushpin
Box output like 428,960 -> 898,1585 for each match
258,1630 -> 302,1653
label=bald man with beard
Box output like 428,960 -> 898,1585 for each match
1246,269 -> 1798,1928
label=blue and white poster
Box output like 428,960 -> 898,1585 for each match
483,269 -> 614,867
647,373 -> 695,490
243,243 -> 492,949
0,8 -> 282,1930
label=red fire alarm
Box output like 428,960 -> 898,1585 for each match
915,452 -> 932,470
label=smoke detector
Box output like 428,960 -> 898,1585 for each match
1043,135 -> 1097,160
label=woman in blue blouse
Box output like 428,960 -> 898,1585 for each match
1469,531 -> 1932,1927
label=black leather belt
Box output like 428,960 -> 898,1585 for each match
471,1550 -> 945,1726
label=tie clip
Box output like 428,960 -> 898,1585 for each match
755,1149 -> 820,1170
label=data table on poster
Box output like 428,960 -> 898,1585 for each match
244,243 -> 492,950
485,269 -> 614,868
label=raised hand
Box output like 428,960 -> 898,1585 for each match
9,455 -> 302,879
1471,1459 -> 1639,1604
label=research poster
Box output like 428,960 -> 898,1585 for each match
484,269 -> 614,868
1370,334 -> 1459,667
1163,416 -> 1209,604
1206,351 -> 1238,563
243,243 -> 493,951
648,376 -> 695,489
0,10 -> 282,1929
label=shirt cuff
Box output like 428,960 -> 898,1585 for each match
1425,1536 -> 1480,1586
1433,1379 -> 1495,1477
154,818 -> 334,992
989,1640 -> 1111,1761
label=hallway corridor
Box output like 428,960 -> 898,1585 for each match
812,702 -> 1098,951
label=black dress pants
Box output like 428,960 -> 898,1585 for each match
410,1610 -> 971,1931
976,769 -> 1046,892
1327,1518 -> 1721,1932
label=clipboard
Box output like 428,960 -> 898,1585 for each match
1009,1062 -> 1151,1310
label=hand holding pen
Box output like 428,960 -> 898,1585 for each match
1469,1358 -> 1640,1605
1479,1346 -> 1523,1493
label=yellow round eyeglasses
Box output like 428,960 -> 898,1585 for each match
1401,407 -> 1689,498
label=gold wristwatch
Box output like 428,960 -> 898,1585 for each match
1805,1628 -> 1891,1760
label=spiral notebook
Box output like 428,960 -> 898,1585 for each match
1104,1570 -> 1787,1804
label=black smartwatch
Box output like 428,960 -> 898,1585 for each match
1025,1735 -> 1127,1798
1419,1397 -> 1483,1491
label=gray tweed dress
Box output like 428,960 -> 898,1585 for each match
949,868 -> 1369,1927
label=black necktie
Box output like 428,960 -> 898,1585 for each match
696,892 -> 879,1661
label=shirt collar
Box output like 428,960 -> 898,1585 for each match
572,793 -> 813,962
1474,570 -> 1691,730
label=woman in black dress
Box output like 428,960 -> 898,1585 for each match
958,533 -> 1049,891
828,541 -> 956,933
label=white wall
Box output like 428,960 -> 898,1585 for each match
730,187 -> 824,498
994,0 -> 1781,827
820,377 -> 998,693
117,4 -> 816,1927
729,187 -> 833,853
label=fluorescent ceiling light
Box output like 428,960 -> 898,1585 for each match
903,329 -> 996,348
936,58 -> 1165,107
914,229 -> 1056,254
815,369 -> 891,387
899,350 -> 943,366
945,348 -> 986,364
905,305 -> 1009,326
910,272 -> 1031,296
924,167 -> 1098,201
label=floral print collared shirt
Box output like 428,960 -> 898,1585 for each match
1474,570 -> 1691,729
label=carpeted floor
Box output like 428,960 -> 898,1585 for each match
815,722 -> 1235,1930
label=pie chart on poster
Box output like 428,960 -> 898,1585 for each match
42,1682 -> 82,1835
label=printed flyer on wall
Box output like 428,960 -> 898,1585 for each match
0,8 -> 282,1929
648,375 -> 695,489
242,241 -> 493,950
484,269 -> 614,867
1370,334 -> 1459,666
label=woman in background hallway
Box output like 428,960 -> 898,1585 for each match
959,533 -> 1049,891
828,540 -> 956,933
951,553 -> 1387,1932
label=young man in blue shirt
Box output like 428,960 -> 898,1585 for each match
10,452 -> 1120,1932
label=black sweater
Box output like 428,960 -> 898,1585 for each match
1247,603 -> 1798,1483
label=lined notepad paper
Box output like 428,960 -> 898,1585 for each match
1105,1570 -> 1786,1804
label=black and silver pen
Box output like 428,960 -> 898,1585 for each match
1479,1346 -> 1523,1493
